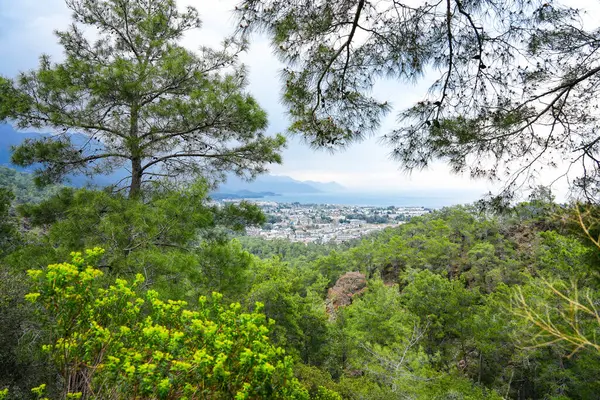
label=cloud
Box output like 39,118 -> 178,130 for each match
0,0 -> 576,200
0,0 -> 503,194
0,0 -> 70,75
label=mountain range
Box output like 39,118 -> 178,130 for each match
0,124 -> 345,194
217,174 -> 345,194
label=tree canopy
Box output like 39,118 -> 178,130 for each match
3,1 -> 600,398
2,169 -> 600,398
24,249 -> 309,399
236,0 -> 600,199
0,0 -> 285,197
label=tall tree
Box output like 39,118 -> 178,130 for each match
236,0 -> 599,199
0,0 -> 285,197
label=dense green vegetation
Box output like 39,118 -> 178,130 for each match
238,202 -> 600,399
24,248 -> 308,399
0,166 -> 60,204
2,0 -> 600,398
2,170 -> 600,398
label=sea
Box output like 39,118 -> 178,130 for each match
255,189 -> 488,209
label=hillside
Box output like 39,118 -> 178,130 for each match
0,166 -> 59,203
4,174 -> 599,399
2,0 -> 600,399
235,203 -> 600,398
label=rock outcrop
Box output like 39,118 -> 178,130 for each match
326,271 -> 367,319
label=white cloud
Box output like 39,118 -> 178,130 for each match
0,0 -> 588,201
0,0 -> 69,74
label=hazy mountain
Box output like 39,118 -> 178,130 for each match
219,174 -> 345,194
0,124 -> 127,187
0,124 -> 41,167
1,124 -> 345,193
302,180 -> 346,192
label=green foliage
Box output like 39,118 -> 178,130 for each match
463,242 -> 521,293
237,0 -> 599,196
534,231 -> 596,280
26,249 -> 308,399
312,387 -> 342,400
0,259 -> 53,399
0,188 -> 20,258
15,183 -> 264,298
194,239 -> 255,302
239,236 -> 344,265
323,277 -> 503,399
0,167 -> 60,204
3,5 -> 599,397
402,270 -> 479,364
3,179 -> 600,399
246,257 -> 330,365
293,364 -> 342,399
2,0 -> 285,196
238,204 -> 600,399
514,277 -> 600,355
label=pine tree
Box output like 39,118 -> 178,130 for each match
237,0 -> 599,198
1,0 -> 285,197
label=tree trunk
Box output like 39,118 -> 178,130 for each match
129,157 -> 142,198
128,101 -> 141,198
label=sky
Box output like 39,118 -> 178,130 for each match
0,0 -> 593,198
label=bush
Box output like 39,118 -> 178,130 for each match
26,248 -> 308,399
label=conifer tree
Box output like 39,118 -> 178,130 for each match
237,0 -> 599,198
1,0 -> 285,197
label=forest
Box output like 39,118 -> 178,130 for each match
2,171 -> 600,399
1,0 -> 600,399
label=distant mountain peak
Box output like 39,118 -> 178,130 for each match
0,125 -> 346,194
302,180 -> 346,192
219,174 -> 345,194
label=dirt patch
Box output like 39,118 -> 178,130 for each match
326,271 -> 367,319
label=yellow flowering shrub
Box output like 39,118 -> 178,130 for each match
26,249 -> 308,399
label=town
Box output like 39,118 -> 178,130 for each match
240,201 -> 431,243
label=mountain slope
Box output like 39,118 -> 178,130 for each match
0,124 -> 128,187
303,180 -> 346,192
219,174 -> 342,194
1,124 -> 345,193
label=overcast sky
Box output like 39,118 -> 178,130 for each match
1,0 -> 593,198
